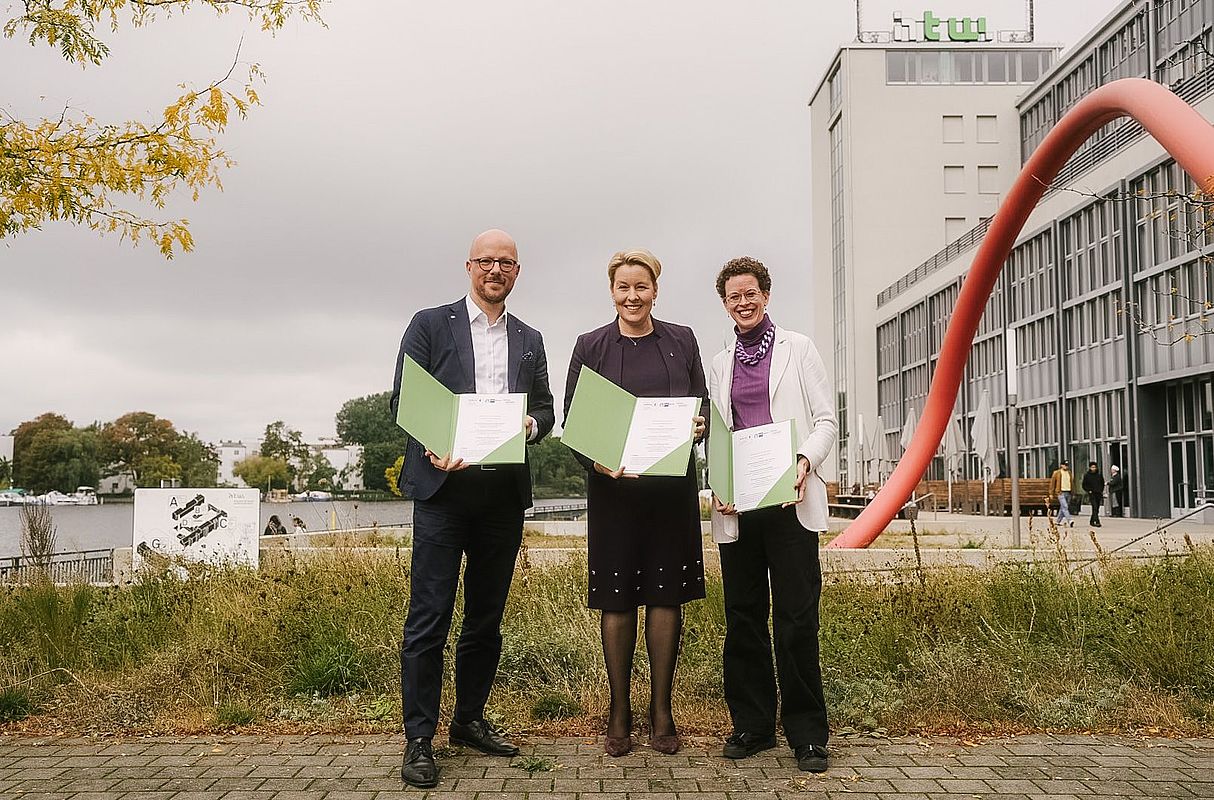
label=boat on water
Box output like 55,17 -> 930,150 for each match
1,487 -> 101,506
291,490 -> 333,502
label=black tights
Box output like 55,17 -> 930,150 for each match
600,606 -> 682,738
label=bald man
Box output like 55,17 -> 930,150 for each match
390,229 -> 555,788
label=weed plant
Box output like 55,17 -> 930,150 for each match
0,545 -> 1211,735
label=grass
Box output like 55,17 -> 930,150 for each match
0,544 -> 1211,736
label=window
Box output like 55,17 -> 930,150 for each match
976,115 -> 998,143
942,115 -> 964,143
944,165 -> 965,193
946,217 -> 969,242
978,165 -> 1000,194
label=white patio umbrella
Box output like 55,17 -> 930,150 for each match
970,389 -> 1000,514
941,416 -> 966,512
872,414 -> 890,485
899,406 -> 919,453
854,413 -> 868,490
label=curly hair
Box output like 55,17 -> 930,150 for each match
715,256 -> 772,299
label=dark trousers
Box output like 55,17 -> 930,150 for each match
401,469 -> 523,739
718,505 -> 828,748
1089,493 -> 1103,525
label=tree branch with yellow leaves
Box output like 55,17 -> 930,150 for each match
1,0 -> 324,258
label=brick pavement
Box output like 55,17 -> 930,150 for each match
1,732 -> 1211,799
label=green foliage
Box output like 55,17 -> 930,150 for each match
259,421 -> 317,489
11,413 -> 101,493
0,687 -> 37,722
214,702 -> 256,727
0,457 -> 11,489
514,755 -> 557,773
289,633 -> 369,697
530,692 -> 583,720
335,393 -> 405,492
385,455 -> 404,498
232,454 -> 289,491
529,437 -> 586,498
1,550 -> 1212,735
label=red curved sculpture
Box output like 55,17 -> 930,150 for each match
829,78 -> 1214,549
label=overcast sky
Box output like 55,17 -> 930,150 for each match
1,1 -> 1121,444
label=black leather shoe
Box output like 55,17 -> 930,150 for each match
722,731 -> 777,759
401,737 -> 439,788
795,743 -> 829,773
449,718 -> 519,756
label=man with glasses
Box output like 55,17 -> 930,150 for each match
390,229 -> 555,788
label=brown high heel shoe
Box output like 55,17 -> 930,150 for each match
604,734 -> 633,757
648,711 -> 680,755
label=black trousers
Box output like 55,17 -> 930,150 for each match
401,469 -> 523,739
1089,492 -> 1103,525
718,505 -> 828,748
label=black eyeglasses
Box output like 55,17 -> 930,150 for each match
471,257 -> 519,273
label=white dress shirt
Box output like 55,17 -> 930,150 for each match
465,295 -> 510,394
464,295 -> 537,441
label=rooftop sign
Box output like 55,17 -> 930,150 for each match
856,1 -> 1033,43
893,11 -> 992,42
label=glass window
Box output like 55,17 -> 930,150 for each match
942,115 -> 964,143
1020,51 -> 1042,82
955,51 -> 976,82
987,52 -> 1008,82
886,52 -> 907,83
944,165 -> 965,193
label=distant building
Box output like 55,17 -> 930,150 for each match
811,0 -> 1214,518
217,441 -> 252,487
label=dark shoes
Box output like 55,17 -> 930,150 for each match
449,718 -> 520,757
722,731 -> 777,759
604,734 -> 633,757
795,743 -> 829,773
401,737 -> 439,788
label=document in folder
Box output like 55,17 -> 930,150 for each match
395,355 -> 526,464
707,402 -> 797,512
561,366 -> 698,476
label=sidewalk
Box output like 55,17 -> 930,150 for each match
2,732 -> 1211,798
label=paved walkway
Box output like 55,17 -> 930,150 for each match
1,732 -> 1211,798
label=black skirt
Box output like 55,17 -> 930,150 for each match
586,459 -> 706,610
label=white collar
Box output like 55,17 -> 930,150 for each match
465,294 -> 508,327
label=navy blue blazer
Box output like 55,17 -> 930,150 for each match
563,318 -> 709,471
389,298 -> 555,505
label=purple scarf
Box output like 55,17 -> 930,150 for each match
730,315 -> 775,430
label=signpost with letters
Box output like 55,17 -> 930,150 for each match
133,488 -> 260,571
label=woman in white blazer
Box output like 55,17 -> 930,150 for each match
708,256 -> 838,774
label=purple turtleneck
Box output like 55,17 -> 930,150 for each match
730,314 -> 775,430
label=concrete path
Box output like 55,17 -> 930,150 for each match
2,732 -> 1211,798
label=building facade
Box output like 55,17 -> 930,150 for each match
815,0 -> 1214,518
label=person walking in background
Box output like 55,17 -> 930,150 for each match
263,515 -> 287,536
1049,460 -> 1074,527
1108,464 -> 1126,517
1082,462 -> 1105,528
564,248 -> 708,757
291,516 -> 307,534
708,256 -> 837,774
389,229 -> 555,789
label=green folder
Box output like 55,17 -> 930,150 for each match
395,355 -> 526,464
707,402 -> 798,511
561,366 -> 696,476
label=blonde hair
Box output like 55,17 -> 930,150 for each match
607,249 -> 662,285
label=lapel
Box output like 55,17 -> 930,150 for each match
507,318 -> 525,392
446,299 -> 475,392
768,327 -> 792,403
716,342 -> 736,428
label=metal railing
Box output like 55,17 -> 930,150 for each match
525,502 -> 588,519
0,549 -> 114,585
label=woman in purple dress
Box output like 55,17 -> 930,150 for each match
564,249 -> 708,757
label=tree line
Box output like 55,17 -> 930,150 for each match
5,393 -> 586,498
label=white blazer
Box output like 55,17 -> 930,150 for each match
709,326 -> 838,542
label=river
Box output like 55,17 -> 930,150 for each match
0,498 -> 584,558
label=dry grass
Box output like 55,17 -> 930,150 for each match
0,544 -> 1211,737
